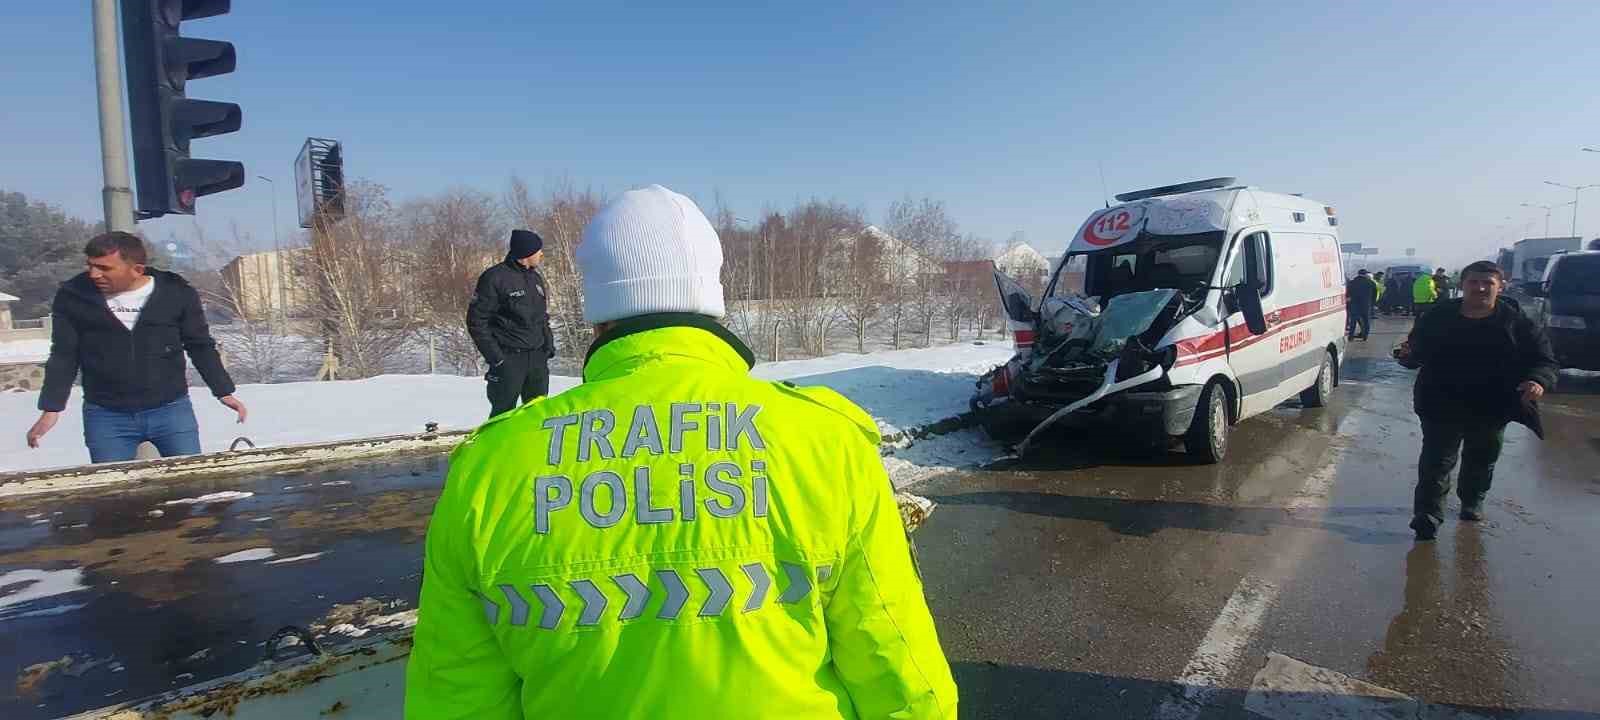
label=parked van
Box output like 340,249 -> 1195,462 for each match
975,177 -> 1347,462
1533,250 -> 1600,370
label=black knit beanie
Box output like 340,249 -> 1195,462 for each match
508,229 -> 544,260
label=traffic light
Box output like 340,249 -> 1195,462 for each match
121,0 -> 243,217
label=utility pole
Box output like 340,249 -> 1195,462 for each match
257,175 -> 285,319
92,0 -> 136,232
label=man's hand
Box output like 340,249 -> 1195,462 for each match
1393,339 -> 1412,361
219,395 -> 248,424
26,411 -> 60,448
1517,380 -> 1545,406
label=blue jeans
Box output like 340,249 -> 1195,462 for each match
83,396 -> 202,463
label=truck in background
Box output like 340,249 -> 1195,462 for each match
1509,237 -> 1582,285
1505,236 -> 1583,321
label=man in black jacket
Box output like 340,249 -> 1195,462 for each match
467,229 -> 556,417
1345,269 -> 1378,340
25,232 -> 247,462
1395,260 -> 1558,540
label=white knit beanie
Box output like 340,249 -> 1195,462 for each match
577,184 -> 726,324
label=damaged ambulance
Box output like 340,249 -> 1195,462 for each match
973,177 -> 1348,462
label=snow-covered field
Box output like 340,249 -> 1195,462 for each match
0,340 -> 1014,473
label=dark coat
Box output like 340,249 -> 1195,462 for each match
1398,297 -> 1558,436
1345,275 -> 1378,311
39,270 -> 235,413
466,260 -> 556,367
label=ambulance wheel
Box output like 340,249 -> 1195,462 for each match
1185,381 -> 1230,464
1299,350 -> 1334,408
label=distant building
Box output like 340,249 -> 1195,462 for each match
856,226 -> 943,285
995,243 -> 1049,280
0,291 -> 16,329
219,249 -> 314,320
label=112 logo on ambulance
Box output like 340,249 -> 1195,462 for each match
1073,205 -> 1147,252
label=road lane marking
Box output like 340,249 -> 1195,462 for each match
1154,405 -> 1373,719
1153,574 -> 1278,719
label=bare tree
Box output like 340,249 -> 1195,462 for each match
939,233 -> 993,341
771,200 -> 864,356
298,181 -> 420,379
400,189 -> 504,374
504,177 -> 602,361
711,194 -> 761,346
197,223 -> 308,383
886,197 -> 959,347
837,227 -> 887,353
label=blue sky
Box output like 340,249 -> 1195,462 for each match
4,1 -> 1599,269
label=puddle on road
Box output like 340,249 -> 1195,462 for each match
0,454 -> 447,720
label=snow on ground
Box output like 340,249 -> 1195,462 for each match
161,491 -> 256,506
265,552 -> 324,565
0,338 -> 50,364
213,548 -> 277,564
0,340 -> 1015,473
0,568 -> 88,619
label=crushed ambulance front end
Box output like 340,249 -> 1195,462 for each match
972,179 -> 1256,455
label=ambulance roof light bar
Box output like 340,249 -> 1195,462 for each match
1115,177 -> 1238,203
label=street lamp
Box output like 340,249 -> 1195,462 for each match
1520,202 -> 1574,238
1544,180 -> 1599,239
1583,147 -> 1599,153
256,175 -> 285,319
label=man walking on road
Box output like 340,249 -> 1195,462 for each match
467,229 -> 556,417
25,232 -> 246,462
1395,260 -> 1558,540
1346,269 -> 1378,340
408,185 -> 958,719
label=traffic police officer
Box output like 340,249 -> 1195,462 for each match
407,185 -> 958,719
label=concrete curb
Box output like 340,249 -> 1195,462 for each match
1,409 -> 980,502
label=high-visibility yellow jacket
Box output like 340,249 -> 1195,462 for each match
405,317 -> 958,720
1412,274 -> 1437,304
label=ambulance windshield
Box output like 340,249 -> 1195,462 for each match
1049,231 -> 1224,302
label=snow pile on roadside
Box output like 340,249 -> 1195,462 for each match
0,338 -> 50,364
0,340 -> 1013,473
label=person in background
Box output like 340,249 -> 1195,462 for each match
1373,271 -> 1387,313
1394,260 -> 1557,540
1345,269 -> 1378,340
1432,267 -> 1453,300
407,185 -> 958,719
466,229 -> 557,418
25,231 -> 246,462
1411,270 -> 1439,317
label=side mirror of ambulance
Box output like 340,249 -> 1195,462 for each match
1239,282 -> 1268,335
993,267 -> 1038,323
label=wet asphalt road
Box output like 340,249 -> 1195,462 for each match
4,317 -> 1599,719
919,318 -> 1600,718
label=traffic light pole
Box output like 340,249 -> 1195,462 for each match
92,0 -> 136,232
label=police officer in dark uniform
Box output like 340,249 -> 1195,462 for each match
467,230 -> 556,417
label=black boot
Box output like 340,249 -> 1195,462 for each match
1409,514 -> 1438,541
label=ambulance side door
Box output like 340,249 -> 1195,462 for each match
1224,230 -> 1285,416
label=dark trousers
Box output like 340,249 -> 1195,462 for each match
1414,416 -> 1506,522
83,396 -> 202,463
1347,307 -> 1372,339
486,350 -> 550,417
